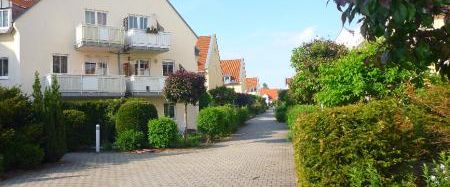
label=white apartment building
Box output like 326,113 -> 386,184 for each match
0,0 -> 200,130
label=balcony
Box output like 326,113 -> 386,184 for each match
75,24 -> 124,51
46,74 -> 126,97
126,76 -> 166,96
125,29 -> 171,52
0,8 -> 11,33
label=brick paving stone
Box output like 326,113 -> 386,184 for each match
0,110 -> 297,187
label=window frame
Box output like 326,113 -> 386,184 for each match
84,62 -> 96,75
128,14 -> 149,30
52,55 -> 68,74
85,9 -> 108,26
0,9 -> 10,28
0,57 -> 8,79
164,103 -> 176,119
162,60 -> 174,77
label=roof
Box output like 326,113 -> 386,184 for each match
220,59 -> 242,84
196,36 -> 211,72
246,77 -> 258,92
259,88 -> 279,101
11,0 -> 38,20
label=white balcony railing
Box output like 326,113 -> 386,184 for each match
75,24 -> 124,49
0,8 -> 12,33
46,74 -> 126,97
127,76 -> 166,96
125,29 -> 171,51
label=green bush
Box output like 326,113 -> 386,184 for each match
172,133 -> 204,148
115,100 -> 158,136
63,99 -> 124,145
286,105 -> 318,128
423,152 -> 450,187
197,107 -> 226,143
148,118 -> 180,148
275,103 -> 288,122
292,99 -> 448,186
235,107 -> 250,126
0,154 -> 3,176
216,105 -> 238,134
114,130 -> 146,151
63,110 -> 89,151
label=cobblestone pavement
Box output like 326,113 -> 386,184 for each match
1,110 -> 296,187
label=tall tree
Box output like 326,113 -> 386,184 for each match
209,86 -> 236,106
164,70 -> 206,139
262,83 -> 269,89
332,0 -> 449,79
290,39 -> 348,104
32,72 -> 44,122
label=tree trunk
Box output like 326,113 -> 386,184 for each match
184,103 -> 188,142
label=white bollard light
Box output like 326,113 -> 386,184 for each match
96,124 -> 100,153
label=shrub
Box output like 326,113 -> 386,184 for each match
292,99 -> 448,186
115,100 -> 158,136
197,107 -> 226,143
217,105 -> 238,134
286,105 -> 318,128
63,110 -> 89,151
172,133 -> 204,148
199,92 -> 212,110
275,103 -> 288,123
235,107 -> 250,126
234,93 -> 255,107
114,130 -> 146,151
209,86 -> 236,106
423,152 -> 450,187
63,99 -> 124,145
0,154 -> 3,176
3,140 -> 44,170
148,118 -> 180,148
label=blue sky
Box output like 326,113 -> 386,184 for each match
170,0 -> 346,89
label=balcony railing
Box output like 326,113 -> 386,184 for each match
126,76 -> 166,96
46,74 -> 126,97
0,8 -> 12,33
125,29 -> 171,51
75,24 -> 124,49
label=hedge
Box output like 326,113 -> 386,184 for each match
148,118 -> 180,148
275,103 -> 288,122
216,105 -> 238,134
114,129 -> 146,152
286,105 -> 319,128
63,99 -> 124,145
63,110 -> 89,151
292,99 -> 449,186
115,100 -> 158,136
197,107 -> 226,142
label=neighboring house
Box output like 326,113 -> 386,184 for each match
335,26 -> 365,49
245,77 -> 259,95
196,35 -> 223,90
220,59 -> 246,93
0,0 -> 200,130
259,88 -> 279,105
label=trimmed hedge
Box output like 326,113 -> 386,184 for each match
275,103 -> 288,122
63,99 -> 124,145
115,100 -> 158,136
114,130 -> 146,152
235,107 -> 250,126
63,110 -> 89,151
286,105 -> 319,128
197,107 -> 226,142
216,105 -> 238,134
148,118 -> 180,148
292,99 -> 449,186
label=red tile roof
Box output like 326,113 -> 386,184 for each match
195,36 -> 211,72
259,89 -> 279,101
246,77 -> 258,92
220,59 -> 242,84
12,0 -> 35,8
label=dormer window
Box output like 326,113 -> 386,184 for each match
224,76 -> 231,84
0,9 -> 10,28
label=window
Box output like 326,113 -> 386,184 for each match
224,76 -> 231,84
134,60 -> 149,76
164,103 -> 175,119
84,62 -> 96,74
53,55 -> 68,74
97,62 -> 108,75
162,61 -> 174,76
0,58 -> 8,77
128,15 -> 149,30
0,9 -> 9,28
85,10 -> 107,25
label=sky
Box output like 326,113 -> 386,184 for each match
170,0 -> 348,89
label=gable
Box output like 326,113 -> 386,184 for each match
220,59 -> 242,84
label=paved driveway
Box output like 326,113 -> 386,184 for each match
1,110 -> 296,187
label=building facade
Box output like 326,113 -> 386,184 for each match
0,0 -> 200,130
220,59 -> 246,93
245,77 -> 259,95
196,35 -> 223,90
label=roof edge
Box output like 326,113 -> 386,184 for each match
166,0 -> 198,39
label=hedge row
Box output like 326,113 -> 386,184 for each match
198,106 -> 250,142
292,98 -> 449,186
